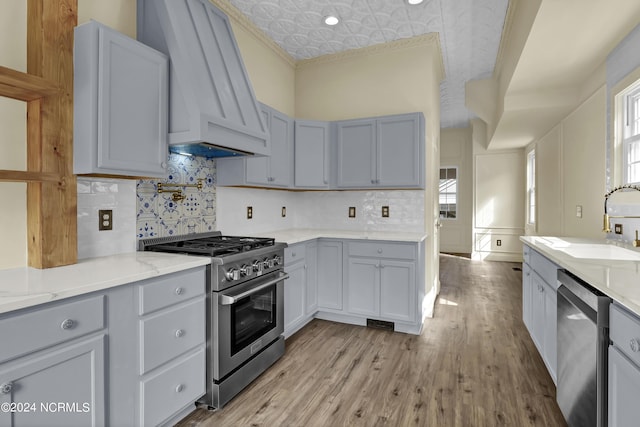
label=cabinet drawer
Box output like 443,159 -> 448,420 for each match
530,249 -> 559,290
611,303 -> 640,367
138,267 -> 205,315
348,241 -> 416,260
523,244 -> 531,265
140,297 -> 206,374
285,244 -> 307,265
0,295 -> 105,363
140,348 -> 205,427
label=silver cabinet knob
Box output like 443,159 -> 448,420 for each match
61,319 -> 75,330
175,329 -> 185,338
630,338 -> 640,353
161,162 -> 167,169
526,272 -> 530,277
377,248 -> 383,254
175,384 -> 184,393
175,287 -> 184,296
0,382 -> 12,394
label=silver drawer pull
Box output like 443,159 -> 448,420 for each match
175,287 -> 184,296
175,329 -> 185,338
175,384 -> 184,393
0,382 -> 12,394
60,319 -> 75,330
630,338 -> 640,353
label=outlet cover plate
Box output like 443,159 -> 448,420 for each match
615,223 -> 623,234
99,209 -> 113,231
382,206 -> 389,218
247,206 -> 253,219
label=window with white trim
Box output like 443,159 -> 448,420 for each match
527,150 -> 536,225
439,167 -> 457,219
623,82 -> 640,184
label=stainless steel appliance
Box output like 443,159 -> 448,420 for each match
557,269 -> 611,427
139,232 -> 288,409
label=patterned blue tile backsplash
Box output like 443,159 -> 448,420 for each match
136,153 -> 216,239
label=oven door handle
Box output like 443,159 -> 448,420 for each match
219,273 -> 290,305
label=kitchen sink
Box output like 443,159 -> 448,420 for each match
557,244 -> 640,261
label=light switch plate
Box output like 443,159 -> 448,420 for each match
348,207 -> 356,218
576,205 -> 583,218
615,223 -> 623,234
281,206 -> 286,217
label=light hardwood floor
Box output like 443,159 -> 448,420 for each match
177,254 -> 566,426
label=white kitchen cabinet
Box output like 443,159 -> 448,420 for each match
317,240 -> 344,311
284,242 -> 319,338
74,20 -> 168,178
335,113 -> 424,189
346,242 -> 417,324
294,120 -> 331,188
217,103 -> 293,188
0,295 -> 107,427
609,303 -> 640,427
521,244 -> 558,384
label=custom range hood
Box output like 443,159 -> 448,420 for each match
137,0 -> 269,158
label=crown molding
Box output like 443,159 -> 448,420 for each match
209,0 -> 296,68
296,33 -> 445,78
493,0 -> 517,81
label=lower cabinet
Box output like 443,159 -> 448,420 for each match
283,242 -> 319,338
317,240 -> 344,311
522,244 -> 558,384
347,243 -> 417,324
0,335 -> 106,427
609,303 -> 640,426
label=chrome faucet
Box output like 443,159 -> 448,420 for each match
603,184 -> 640,232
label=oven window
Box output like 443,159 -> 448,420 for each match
230,285 -> 277,355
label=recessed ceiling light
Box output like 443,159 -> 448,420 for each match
407,0 -> 424,5
324,15 -> 340,26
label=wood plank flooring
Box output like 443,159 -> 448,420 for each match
177,254 -> 566,426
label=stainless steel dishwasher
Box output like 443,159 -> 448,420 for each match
557,269 -> 611,427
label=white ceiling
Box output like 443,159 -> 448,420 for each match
228,0 -> 509,129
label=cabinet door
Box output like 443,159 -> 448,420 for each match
380,260 -> 416,323
294,120 -> 330,188
336,120 -> 376,187
377,114 -> 421,187
268,109 -> 293,187
543,280 -> 557,383
246,106 -> 271,185
522,263 -> 533,333
96,25 -> 168,177
347,258 -> 379,317
530,272 -> 546,354
317,241 -> 344,310
306,242 -> 318,314
284,260 -> 306,336
609,346 -> 640,427
0,335 -> 106,427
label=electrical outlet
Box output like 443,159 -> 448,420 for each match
576,205 -> 583,218
348,207 -> 356,218
381,206 -> 389,218
247,206 -> 253,219
615,223 -> 623,234
281,206 -> 286,217
99,209 -> 113,231
496,239 -> 502,247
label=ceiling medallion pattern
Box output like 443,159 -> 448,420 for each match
228,0 -> 508,128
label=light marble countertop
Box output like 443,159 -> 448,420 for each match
0,252 -> 211,315
253,228 -> 428,245
521,236 -> 640,315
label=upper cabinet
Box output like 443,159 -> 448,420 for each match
294,120 -> 331,189
74,20 -> 168,178
217,104 -> 293,188
336,113 -> 424,189
137,0 -> 270,157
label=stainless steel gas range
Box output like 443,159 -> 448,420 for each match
139,231 -> 288,409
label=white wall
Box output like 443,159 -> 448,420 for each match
472,120 -> 525,261
440,128 -> 473,254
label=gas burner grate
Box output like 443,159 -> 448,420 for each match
146,235 -> 275,257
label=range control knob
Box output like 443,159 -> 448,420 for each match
263,257 -> 274,269
273,255 -> 282,266
225,268 -> 239,281
240,264 -> 253,277
252,260 -> 263,273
